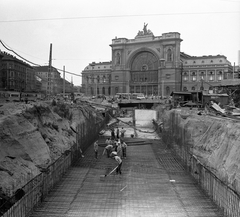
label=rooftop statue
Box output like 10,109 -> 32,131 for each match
143,22 -> 148,34
136,23 -> 154,37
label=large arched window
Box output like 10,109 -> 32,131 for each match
209,71 -> 214,81
102,75 -> 106,83
130,51 -> 158,83
131,51 -> 158,71
200,71 -> 205,80
218,71 -> 223,81
183,72 -> 188,81
192,72 -> 197,81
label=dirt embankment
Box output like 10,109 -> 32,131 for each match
0,101 -> 102,199
161,108 -> 240,194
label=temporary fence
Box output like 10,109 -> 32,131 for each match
1,110 -> 110,217
155,112 -> 240,217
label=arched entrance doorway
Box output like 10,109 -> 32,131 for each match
130,51 -> 158,96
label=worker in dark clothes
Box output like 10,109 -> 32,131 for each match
111,128 -> 115,140
116,127 -> 120,139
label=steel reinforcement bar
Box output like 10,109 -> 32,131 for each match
1,110 -> 111,217
154,118 -> 240,217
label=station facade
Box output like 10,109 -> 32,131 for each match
82,24 -> 233,97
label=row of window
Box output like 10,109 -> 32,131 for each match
86,65 -> 111,70
86,75 -> 110,83
183,71 -> 223,81
185,59 -> 223,64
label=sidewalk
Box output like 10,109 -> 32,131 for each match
30,136 -> 224,217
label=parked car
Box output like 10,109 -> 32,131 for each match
136,95 -> 145,100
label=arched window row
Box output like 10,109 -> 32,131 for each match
85,74 -> 111,84
182,71 -> 224,82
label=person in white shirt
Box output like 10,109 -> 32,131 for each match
121,140 -> 127,159
102,144 -> 113,158
114,155 -> 122,175
120,127 -> 126,138
94,140 -> 98,159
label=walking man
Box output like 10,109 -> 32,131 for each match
120,127 -> 126,138
111,128 -> 115,140
114,155 -> 122,175
94,140 -> 98,159
121,140 -> 127,159
116,127 -> 120,139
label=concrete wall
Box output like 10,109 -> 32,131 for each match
135,109 -> 157,127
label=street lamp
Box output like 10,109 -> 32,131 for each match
159,58 -> 165,98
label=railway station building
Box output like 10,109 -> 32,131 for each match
82,24 -> 233,97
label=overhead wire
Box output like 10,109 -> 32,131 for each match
0,39 -> 41,66
0,39 -> 82,77
0,11 -> 239,23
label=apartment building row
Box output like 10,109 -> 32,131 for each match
0,51 -> 73,95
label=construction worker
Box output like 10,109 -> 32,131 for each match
109,151 -> 117,158
111,128 -> 115,140
121,140 -> 127,159
102,144 -> 113,158
105,138 -> 111,146
114,155 -> 122,175
94,140 -> 98,159
117,139 -> 123,158
120,127 -> 126,138
116,127 -> 120,139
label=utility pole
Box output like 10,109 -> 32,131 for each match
63,66 -> 65,98
47,43 -> 52,97
233,62 -> 235,79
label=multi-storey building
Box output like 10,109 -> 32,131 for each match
82,24 -> 233,97
180,53 -> 233,92
34,66 -> 73,95
82,61 -> 112,96
0,52 -> 4,89
34,65 -> 61,95
0,51 -> 37,92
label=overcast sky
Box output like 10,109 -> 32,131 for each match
0,0 -> 239,85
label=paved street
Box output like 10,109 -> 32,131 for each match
30,136 -> 224,217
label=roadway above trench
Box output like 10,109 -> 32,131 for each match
30,136 -> 224,217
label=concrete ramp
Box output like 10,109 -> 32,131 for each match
135,109 -> 157,127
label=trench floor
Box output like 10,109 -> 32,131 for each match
30,137 -> 225,217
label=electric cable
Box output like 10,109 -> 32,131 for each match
0,39 -> 82,77
0,11 -> 239,23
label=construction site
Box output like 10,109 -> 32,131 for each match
0,96 -> 240,217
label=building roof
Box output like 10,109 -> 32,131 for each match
83,61 -> 112,71
34,65 -> 60,73
220,79 -> 240,87
1,51 -> 31,67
